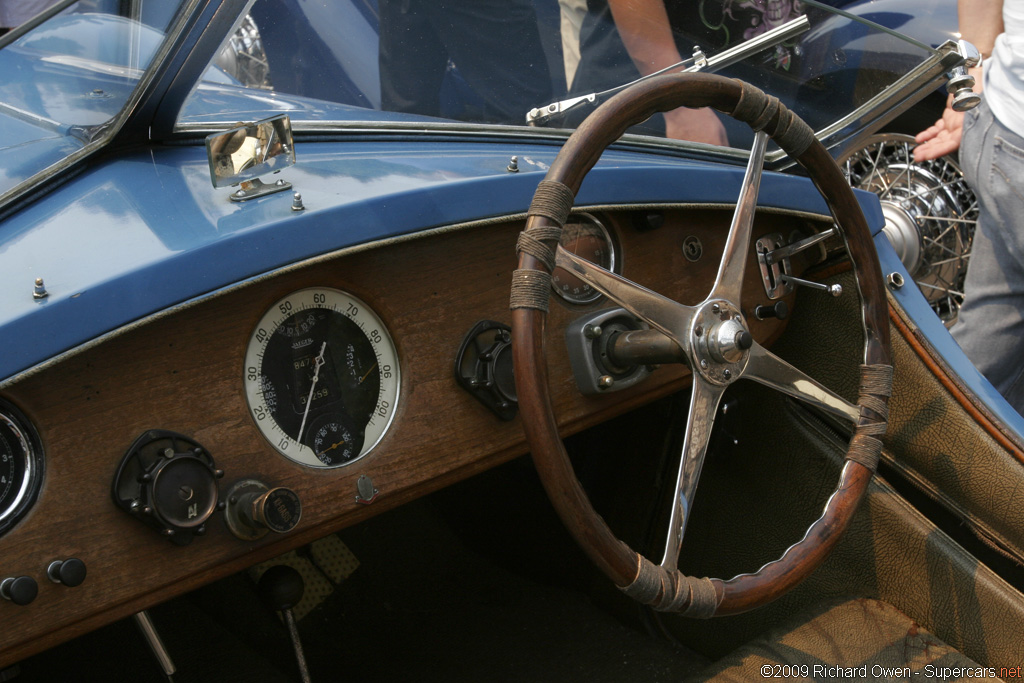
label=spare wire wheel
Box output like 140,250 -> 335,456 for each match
842,134 -> 976,326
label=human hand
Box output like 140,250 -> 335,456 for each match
913,106 -> 966,162
913,66 -> 982,162
664,107 -> 728,146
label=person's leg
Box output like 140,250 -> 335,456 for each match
952,100 -> 1024,414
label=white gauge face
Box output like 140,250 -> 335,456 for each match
244,288 -> 400,468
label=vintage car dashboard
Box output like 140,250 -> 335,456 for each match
0,185 -> 834,664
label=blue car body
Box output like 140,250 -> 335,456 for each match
2,0 -> 1022,677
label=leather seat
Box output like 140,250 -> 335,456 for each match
688,598 -> 992,682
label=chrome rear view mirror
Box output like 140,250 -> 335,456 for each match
206,114 -> 295,201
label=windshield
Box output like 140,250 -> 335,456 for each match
0,0 -> 189,198
178,0 -> 939,152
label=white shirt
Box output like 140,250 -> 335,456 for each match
985,0 -> 1024,132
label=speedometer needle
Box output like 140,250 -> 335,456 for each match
297,342 -> 327,445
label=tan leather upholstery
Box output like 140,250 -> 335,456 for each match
768,270 -> 1024,564
688,598 -> 992,682
884,302 -> 1024,563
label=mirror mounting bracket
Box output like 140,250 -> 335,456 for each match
229,176 -> 292,203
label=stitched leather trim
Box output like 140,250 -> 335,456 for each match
887,301 -> 1024,464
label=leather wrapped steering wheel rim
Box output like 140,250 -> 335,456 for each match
510,73 -> 892,617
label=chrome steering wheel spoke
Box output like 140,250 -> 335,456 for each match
555,246 -> 696,349
710,131 -> 769,305
743,342 -> 859,422
660,377 -> 726,572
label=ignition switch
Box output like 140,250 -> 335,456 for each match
224,479 -> 302,541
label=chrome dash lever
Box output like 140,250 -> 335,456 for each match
761,226 -> 837,266
757,227 -> 835,300
779,275 -> 843,297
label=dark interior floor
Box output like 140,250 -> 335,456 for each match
12,444 -> 708,683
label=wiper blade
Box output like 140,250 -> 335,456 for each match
525,14 -> 810,126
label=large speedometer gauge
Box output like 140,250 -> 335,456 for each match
244,288 -> 400,468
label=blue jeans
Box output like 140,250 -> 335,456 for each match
952,98 -> 1024,414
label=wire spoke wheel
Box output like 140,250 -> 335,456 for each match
842,134 -> 977,326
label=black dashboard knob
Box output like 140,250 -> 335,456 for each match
754,300 -> 789,320
257,565 -> 305,613
47,558 -> 87,587
1,576 -> 38,606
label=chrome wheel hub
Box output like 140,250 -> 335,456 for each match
842,134 -> 976,326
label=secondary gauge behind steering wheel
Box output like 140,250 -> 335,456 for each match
551,213 -> 617,304
0,398 -> 44,538
244,288 -> 400,468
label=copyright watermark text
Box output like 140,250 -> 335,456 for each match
759,663 -> 1021,680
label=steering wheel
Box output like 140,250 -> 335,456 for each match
510,73 -> 892,617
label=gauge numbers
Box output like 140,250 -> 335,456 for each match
550,213 -> 617,304
0,400 -> 43,537
244,288 -> 400,468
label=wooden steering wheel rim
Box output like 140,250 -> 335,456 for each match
511,72 -> 891,616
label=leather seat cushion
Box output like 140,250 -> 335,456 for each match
688,598 -> 990,682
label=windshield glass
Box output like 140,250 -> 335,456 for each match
178,0 -> 938,151
0,0 -> 188,198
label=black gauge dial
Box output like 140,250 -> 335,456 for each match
0,399 -> 43,537
551,213 -> 617,304
244,288 -> 399,468
308,413 -> 361,466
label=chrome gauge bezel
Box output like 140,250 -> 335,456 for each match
0,398 -> 44,537
243,288 -> 400,469
551,212 -> 619,305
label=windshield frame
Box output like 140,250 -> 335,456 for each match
173,37 -> 966,173
0,0 -> 975,211
168,0 -> 969,171
0,0 -> 216,216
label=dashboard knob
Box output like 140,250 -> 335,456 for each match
251,488 -> 302,534
754,301 -> 789,320
224,480 -> 302,541
1,576 -> 38,606
257,565 -> 305,612
47,558 -> 87,587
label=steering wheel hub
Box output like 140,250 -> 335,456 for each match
691,300 -> 749,383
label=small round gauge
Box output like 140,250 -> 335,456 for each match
0,399 -> 44,538
244,288 -> 400,468
551,213 -> 617,304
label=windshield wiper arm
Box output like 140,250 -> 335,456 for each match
525,14 -> 810,126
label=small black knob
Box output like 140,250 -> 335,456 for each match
257,565 -> 305,612
754,301 -> 789,320
1,576 -> 38,606
47,559 -> 87,588
734,330 -> 753,350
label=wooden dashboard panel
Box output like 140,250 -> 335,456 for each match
0,207 -> 819,664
